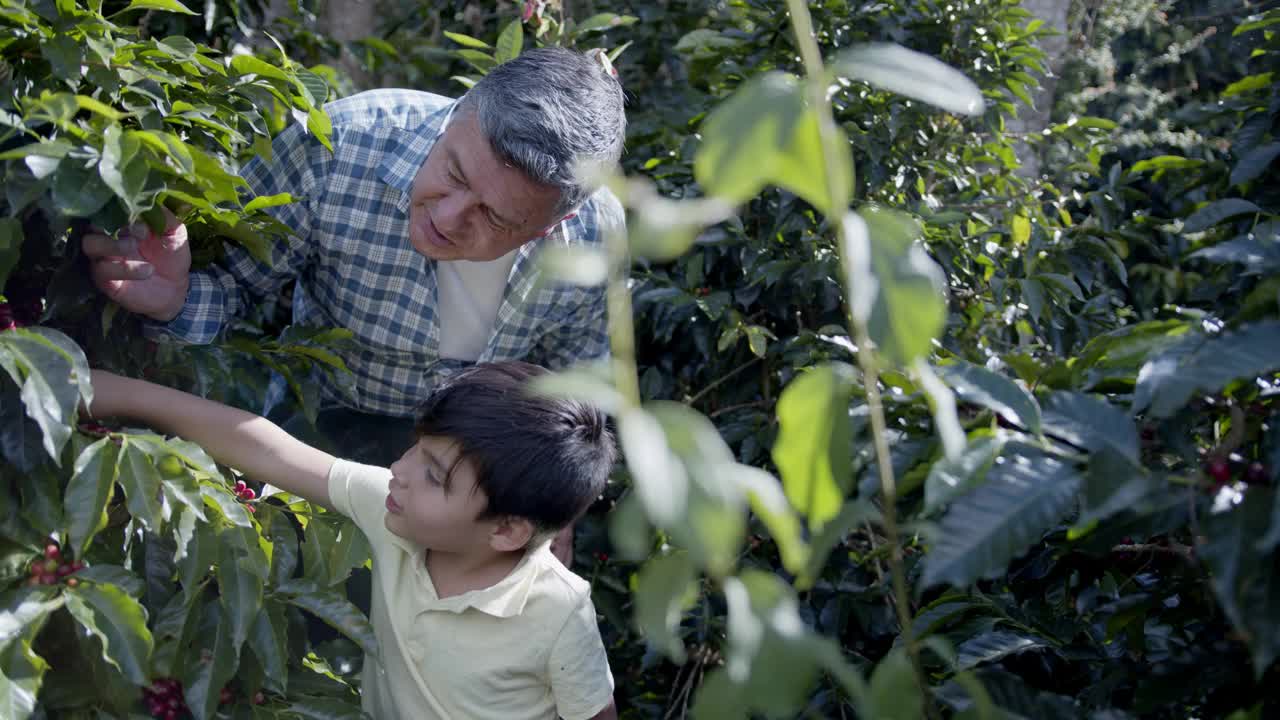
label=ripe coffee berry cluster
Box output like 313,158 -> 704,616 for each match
27,544 -> 84,587
233,480 -> 257,512
0,302 -> 18,331
142,678 -> 187,720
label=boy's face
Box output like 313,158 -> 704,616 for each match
385,435 -> 497,553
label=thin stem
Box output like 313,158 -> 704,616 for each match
604,224 -> 642,407
782,2 -> 935,716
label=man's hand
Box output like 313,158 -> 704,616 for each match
83,207 -> 191,322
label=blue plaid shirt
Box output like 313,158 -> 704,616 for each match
151,89 -> 619,417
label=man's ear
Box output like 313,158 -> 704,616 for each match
489,516 -> 535,552
535,212 -> 577,238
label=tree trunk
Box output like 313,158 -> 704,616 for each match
319,0 -> 379,90
1009,0 -> 1072,180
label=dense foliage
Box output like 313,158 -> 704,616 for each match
2,1 -> 1278,719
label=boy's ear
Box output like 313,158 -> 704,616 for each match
488,516 -> 535,552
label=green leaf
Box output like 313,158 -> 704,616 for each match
307,107 -> 333,152
0,218 -> 22,292
443,31 -> 491,49
866,647 -> 923,720
1132,322 -> 1280,418
51,161 -> 114,216
42,35 -> 83,82
1223,72 -> 1274,97
1078,448 -> 1157,526
183,599 -> 238,720
938,360 -> 1043,436
847,208 -> 949,365
528,363 -> 623,415
1230,142 -> 1280,187
289,697 -> 367,719
536,244 -> 608,286
0,637 -> 48,720
74,564 -> 144,597
295,68 -> 330,107
773,363 -> 855,531
123,0 -> 197,13
694,72 -> 852,215
244,192 -> 296,213
925,434 -> 1007,514
634,551 -> 696,663
830,42 -> 984,116
1189,236 -> 1280,273
74,95 -> 124,121
230,54 -> 292,83
573,13 -> 638,35
732,465 -> 807,575
1200,488 -> 1280,678
65,583 -> 154,685
0,329 -> 85,464
1041,391 -> 1138,466
0,587 -> 65,646
119,443 -> 165,531
494,20 -> 523,64
278,580 -> 378,658
66,439 -> 119,559
217,540 -> 264,656
1183,199 -> 1264,233
921,449 -> 1081,589
618,407 -> 689,527
720,572 -> 825,716
797,500 -> 879,589
248,602 -> 289,694
99,123 -> 150,215
955,631 -> 1048,671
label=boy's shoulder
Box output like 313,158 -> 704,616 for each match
522,547 -> 596,622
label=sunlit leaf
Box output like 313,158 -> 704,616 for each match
773,363 -> 855,531
848,208 -> 949,366
65,583 -> 154,685
831,42 -> 984,116
618,407 -> 689,527
922,449 -> 1081,589
938,360 -> 1043,436
66,439 -> 119,558
634,551 -> 696,663
694,72 -> 852,215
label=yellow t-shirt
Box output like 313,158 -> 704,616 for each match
326,458 -> 615,719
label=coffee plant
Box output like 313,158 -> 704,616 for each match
3,0 -> 1279,718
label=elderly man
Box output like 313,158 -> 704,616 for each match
84,47 -> 625,563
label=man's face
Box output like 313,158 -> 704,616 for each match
384,435 -> 495,553
407,110 -> 563,262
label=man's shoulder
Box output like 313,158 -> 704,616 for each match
568,186 -> 625,248
322,89 -> 455,133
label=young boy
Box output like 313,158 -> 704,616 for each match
87,361 -> 619,720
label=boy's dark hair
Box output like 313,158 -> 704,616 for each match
415,361 -> 617,533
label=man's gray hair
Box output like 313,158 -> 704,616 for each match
456,47 -> 626,216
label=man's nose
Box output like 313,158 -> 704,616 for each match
434,190 -> 474,233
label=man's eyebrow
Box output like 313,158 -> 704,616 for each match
446,146 -> 519,229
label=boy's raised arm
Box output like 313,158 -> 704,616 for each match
87,370 -> 336,508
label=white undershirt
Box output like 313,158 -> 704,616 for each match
435,252 -> 519,361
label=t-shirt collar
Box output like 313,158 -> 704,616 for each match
409,539 -> 552,619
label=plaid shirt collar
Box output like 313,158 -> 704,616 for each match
378,102 -> 457,213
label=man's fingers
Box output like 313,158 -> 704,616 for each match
92,259 -> 154,282
83,233 -> 139,259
